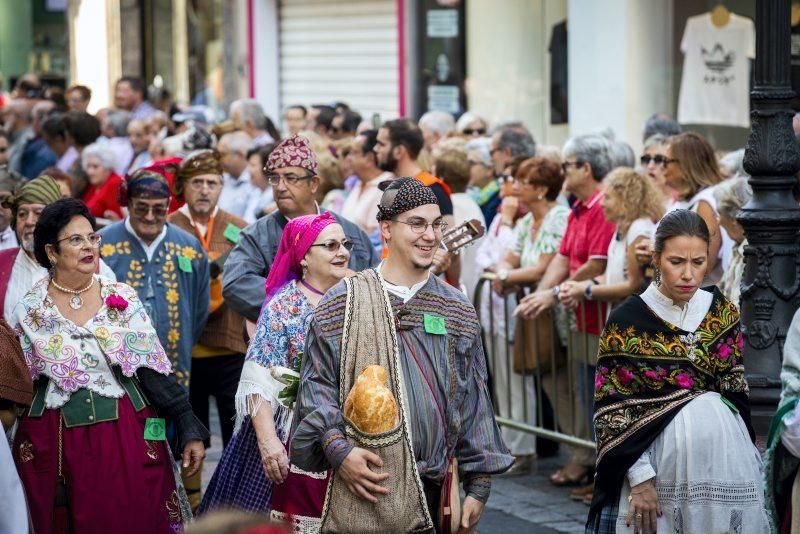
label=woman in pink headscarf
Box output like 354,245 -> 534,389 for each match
199,212 -> 352,531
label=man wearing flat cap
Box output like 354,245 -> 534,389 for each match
0,175 -> 116,323
223,134 -> 378,323
292,177 -> 512,533
168,149 -> 248,450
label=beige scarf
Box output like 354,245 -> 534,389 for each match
320,269 -> 434,533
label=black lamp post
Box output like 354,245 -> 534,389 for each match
740,0 -> 800,435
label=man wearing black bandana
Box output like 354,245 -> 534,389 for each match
292,177 -> 513,532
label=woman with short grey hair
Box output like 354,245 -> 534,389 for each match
715,175 -> 752,305
81,142 -> 123,220
465,136 -> 493,189
640,134 -> 675,204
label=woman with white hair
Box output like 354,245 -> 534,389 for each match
457,111 -> 489,137
466,136 -> 493,189
715,175 -> 751,305
81,142 -> 123,220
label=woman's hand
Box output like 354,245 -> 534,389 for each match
499,196 -> 519,223
626,479 -> 661,534
514,289 -> 554,319
258,434 -> 290,484
635,239 -> 653,266
181,440 -> 206,477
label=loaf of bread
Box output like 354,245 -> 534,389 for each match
344,365 -> 399,434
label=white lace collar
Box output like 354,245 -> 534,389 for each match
640,283 -> 713,332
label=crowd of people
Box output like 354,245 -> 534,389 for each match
0,70 -> 796,534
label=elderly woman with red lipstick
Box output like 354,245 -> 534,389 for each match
586,209 -> 768,534
10,198 -> 208,533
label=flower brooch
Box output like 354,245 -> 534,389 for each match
105,294 -> 129,312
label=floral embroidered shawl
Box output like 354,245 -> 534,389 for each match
587,286 -> 753,530
12,276 -> 171,398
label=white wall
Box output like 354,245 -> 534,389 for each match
70,0 -> 121,112
466,0 -> 569,148
568,0 -> 673,152
252,0 -> 281,121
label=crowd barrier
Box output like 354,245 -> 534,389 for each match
473,274 -> 598,451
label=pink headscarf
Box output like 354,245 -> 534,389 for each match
264,211 -> 337,301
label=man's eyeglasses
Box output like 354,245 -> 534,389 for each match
640,154 -> 676,167
464,128 -> 486,136
57,233 -> 102,248
561,160 -> 585,172
131,203 -> 169,217
188,179 -> 222,192
392,218 -> 448,234
265,172 -> 315,186
309,239 -> 354,253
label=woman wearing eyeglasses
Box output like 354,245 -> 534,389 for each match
200,212 -> 351,532
11,198 -> 208,533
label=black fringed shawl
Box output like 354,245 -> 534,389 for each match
586,287 -> 753,532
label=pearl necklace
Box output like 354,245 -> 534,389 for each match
51,276 -> 95,310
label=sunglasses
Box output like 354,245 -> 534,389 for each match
309,238 -> 354,252
463,128 -> 486,135
131,203 -> 169,217
640,154 -> 672,167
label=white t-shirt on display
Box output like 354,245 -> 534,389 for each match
677,13 -> 755,128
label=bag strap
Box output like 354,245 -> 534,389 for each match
398,330 -> 450,449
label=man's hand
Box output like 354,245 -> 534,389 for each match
514,289 -> 555,319
560,280 -> 588,308
181,440 -> 206,477
339,447 -> 390,503
626,479 -> 661,534
431,249 -> 452,275
458,496 -> 485,533
258,435 -> 290,484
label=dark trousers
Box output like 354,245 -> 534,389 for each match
423,478 -> 442,533
189,353 -> 245,448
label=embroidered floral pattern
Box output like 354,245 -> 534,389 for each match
13,277 -> 171,396
593,290 -> 748,460
247,281 -> 312,370
165,489 -> 183,527
18,441 -> 34,463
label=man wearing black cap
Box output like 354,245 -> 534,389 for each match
292,177 -> 512,533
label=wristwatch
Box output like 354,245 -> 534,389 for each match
498,269 -> 509,285
551,285 -> 561,298
584,283 -> 594,300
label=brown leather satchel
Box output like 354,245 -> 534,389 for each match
513,308 -> 556,374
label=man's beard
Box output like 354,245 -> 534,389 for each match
411,260 -> 433,271
21,237 -> 34,252
378,152 -> 398,173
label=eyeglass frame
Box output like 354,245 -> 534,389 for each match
264,171 -> 316,186
308,238 -> 354,252
391,217 -> 448,235
561,160 -> 586,172
56,233 -> 102,248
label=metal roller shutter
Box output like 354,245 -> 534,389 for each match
278,0 -> 400,120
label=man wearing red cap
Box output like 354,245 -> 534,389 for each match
223,134 -> 378,323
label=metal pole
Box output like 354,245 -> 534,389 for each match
739,0 -> 800,436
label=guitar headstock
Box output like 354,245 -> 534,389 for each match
441,219 -> 486,255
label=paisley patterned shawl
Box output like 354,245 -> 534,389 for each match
587,286 -> 753,530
